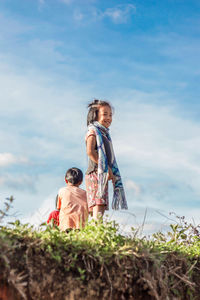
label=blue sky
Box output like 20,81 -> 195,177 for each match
0,0 -> 200,234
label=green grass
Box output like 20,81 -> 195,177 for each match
1,197 -> 200,299
1,217 -> 200,261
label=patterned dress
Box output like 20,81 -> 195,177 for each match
85,128 -> 109,211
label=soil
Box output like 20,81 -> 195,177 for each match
0,236 -> 200,300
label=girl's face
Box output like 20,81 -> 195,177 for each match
97,105 -> 112,128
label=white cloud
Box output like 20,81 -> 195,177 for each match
60,0 -> 96,5
106,208 -> 172,236
0,52 -> 90,161
125,179 -> 141,196
1,56 -> 199,220
73,11 -> 85,22
60,0 -> 74,4
111,97 -> 200,198
0,153 -> 17,167
0,153 -> 28,167
0,52 -> 199,223
0,14 -> 33,43
71,4 -> 136,24
22,195 -> 55,226
0,10 -> 199,229
102,4 -> 136,23
0,174 -> 37,192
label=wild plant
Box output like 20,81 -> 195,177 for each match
0,196 -> 14,222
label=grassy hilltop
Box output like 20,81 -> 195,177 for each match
0,198 -> 200,299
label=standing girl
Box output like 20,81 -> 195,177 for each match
85,99 -> 128,220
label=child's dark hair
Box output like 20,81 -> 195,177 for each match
65,167 -> 83,185
87,99 -> 113,126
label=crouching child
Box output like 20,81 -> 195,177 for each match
57,168 -> 88,231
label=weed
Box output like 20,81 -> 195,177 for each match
1,202 -> 200,299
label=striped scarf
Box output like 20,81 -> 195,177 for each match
88,121 -> 128,210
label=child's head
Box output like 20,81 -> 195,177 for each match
65,167 -> 83,186
87,99 -> 113,128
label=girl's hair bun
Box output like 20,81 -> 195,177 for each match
87,99 -> 101,109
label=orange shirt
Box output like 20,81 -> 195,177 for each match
57,185 -> 88,231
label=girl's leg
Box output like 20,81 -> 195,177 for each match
93,205 -> 105,220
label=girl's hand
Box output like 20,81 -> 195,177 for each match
108,167 -> 116,185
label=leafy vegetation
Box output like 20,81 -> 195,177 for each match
0,196 -> 14,222
0,198 -> 200,299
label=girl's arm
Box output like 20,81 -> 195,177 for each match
86,135 -> 98,164
87,135 -> 116,184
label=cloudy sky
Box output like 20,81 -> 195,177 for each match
0,0 -> 200,234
